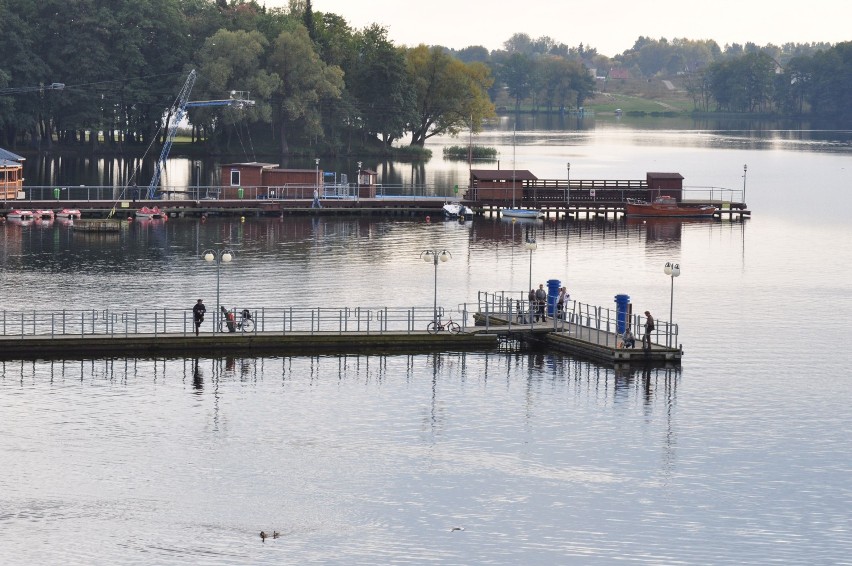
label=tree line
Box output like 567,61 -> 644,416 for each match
0,0 -> 849,160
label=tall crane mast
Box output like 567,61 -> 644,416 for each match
146,70 -> 254,199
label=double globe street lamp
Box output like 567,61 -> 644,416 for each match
524,231 -> 537,325
204,247 -> 234,333
421,249 -> 451,326
664,261 -> 681,347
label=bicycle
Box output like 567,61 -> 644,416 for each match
427,316 -> 461,334
219,308 -> 255,333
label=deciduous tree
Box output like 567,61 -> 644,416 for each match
405,45 -> 495,147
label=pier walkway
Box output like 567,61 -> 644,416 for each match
4,183 -> 748,221
0,299 -> 682,366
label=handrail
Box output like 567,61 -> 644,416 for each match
472,294 -> 678,349
0,306 -> 450,338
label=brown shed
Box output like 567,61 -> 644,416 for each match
220,162 -> 323,199
0,147 -> 25,201
469,169 -> 538,202
647,172 -> 684,200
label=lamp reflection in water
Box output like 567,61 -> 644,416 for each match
421,249 -> 451,326
204,246 -> 234,333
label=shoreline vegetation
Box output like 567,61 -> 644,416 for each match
10,72 -> 779,162
3,2 -> 847,162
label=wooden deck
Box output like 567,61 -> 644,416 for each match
0,330 -> 499,359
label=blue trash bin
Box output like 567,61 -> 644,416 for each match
547,279 -> 561,317
614,294 -> 630,334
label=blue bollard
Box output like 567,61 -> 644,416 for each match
614,294 -> 630,334
547,279 -> 561,317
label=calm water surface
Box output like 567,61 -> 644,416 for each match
2,127 -> 851,564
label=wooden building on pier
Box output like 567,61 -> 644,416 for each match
0,148 -> 25,201
221,162 -> 379,199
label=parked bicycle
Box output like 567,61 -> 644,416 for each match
220,307 -> 255,333
427,316 -> 461,334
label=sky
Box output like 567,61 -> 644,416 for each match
265,0 -> 851,56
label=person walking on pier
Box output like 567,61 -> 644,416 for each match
535,284 -> 547,322
192,299 -> 206,336
642,310 -> 655,350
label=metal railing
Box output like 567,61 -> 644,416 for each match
474,291 -> 679,349
0,306 -> 469,338
16,183 -> 462,202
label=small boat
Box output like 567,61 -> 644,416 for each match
57,208 -> 82,219
6,209 -> 34,220
135,206 -> 166,219
501,208 -> 545,220
626,196 -> 717,218
442,202 -> 473,220
34,209 -> 55,219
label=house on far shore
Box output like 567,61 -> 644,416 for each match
0,148 -> 25,201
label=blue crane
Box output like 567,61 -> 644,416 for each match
146,70 -> 254,199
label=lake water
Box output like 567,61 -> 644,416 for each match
2,123 -> 852,564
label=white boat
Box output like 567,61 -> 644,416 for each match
501,208 -> 545,220
34,209 -> 55,220
57,208 -> 82,219
135,206 -> 166,219
500,128 -> 545,221
442,202 -> 473,220
6,209 -> 34,220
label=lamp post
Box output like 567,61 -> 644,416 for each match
524,229 -> 537,324
742,164 -> 747,206
664,261 -> 680,347
421,249 -> 451,325
566,162 -> 571,209
356,161 -> 362,202
204,246 -> 234,333
315,157 -> 320,194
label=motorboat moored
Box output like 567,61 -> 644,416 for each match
135,206 -> 166,219
34,209 -> 55,220
57,208 -> 82,219
442,202 -> 474,220
501,208 -> 545,220
625,196 -> 717,218
6,209 -> 35,220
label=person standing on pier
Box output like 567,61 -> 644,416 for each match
643,310 -> 655,350
535,284 -> 547,322
192,299 -> 206,336
528,289 -> 536,322
557,286 -> 568,319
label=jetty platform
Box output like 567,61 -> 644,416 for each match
1,195 -> 748,221
0,300 -> 681,366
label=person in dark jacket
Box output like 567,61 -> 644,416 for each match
192,299 -> 206,336
535,284 -> 547,322
643,311 -> 655,350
